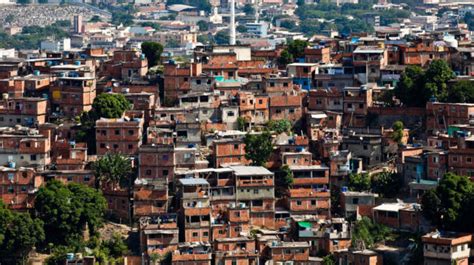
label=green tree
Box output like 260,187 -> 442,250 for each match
92,153 -> 133,189
89,15 -> 102,22
447,80 -> 474,103
392,65 -> 426,107
197,20 -> 209,31
421,173 -> 474,231
391,120 -> 404,143
0,202 -> 45,262
237,24 -> 248,33
424,59 -> 455,101
348,173 -> 371,192
237,116 -> 247,131
278,49 -> 293,65
166,39 -> 181,48
141,41 -> 164,67
267,120 -> 292,134
92,93 -> 131,119
243,4 -> 255,16
322,254 -> 336,265
275,165 -> 294,197
34,181 -> 107,246
287,39 -> 308,60
352,217 -> 391,249
102,233 -> 128,258
244,131 -> 274,166
111,12 -> 134,26
214,30 -> 230,45
371,171 -> 402,198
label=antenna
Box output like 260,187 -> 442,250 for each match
229,0 -> 236,45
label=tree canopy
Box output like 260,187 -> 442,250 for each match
214,30 -> 230,45
371,171 -> 402,198
391,121 -> 404,144
391,60 -> 456,107
243,4 -> 255,16
34,180 -> 107,246
348,173 -> 371,192
141,41 -> 164,67
267,120 -> 292,134
92,153 -> 133,189
92,93 -> 131,119
197,20 -> 209,31
0,202 -> 45,262
244,131 -> 274,167
352,217 -> 391,250
421,173 -> 474,232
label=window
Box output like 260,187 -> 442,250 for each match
227,111 -> 235,117
289,108 -> 295,113
296,200 -> 302,206
219,230 -> 225,234
113,144 -> 118,149
234,212 -> 240,217
163,154 -> 169,161
100,143 -> 106,148
128,144 -> 133,149
8,186 -> 14,193
259,99 -> 263,104
234,144 -> 239,150
363,145 -> 368,150
84,176 -> 91,182
21,186 -> 27,192
276,109 -> 282,114
163,170 -> 169,176
359,103 -> 364,109
115,129 -> 120,135
253,189 -> 259,194
467,157 -> 472,163
283,82 -> 288,87
311,200 -> 316,206
203,231 -> 208,237
196,79 -> 201,85
270,82 -> 275,87
146,170 -> 152,175
303,67 -> 309,73
453,156 -> 458,162
67,176 -> 73,181
26,142 -> 31,148
192,232 -> 198,237
352,198 -> 359,204
128,130 -> 134,135
347,103 -> 353,109
30,154 -> 37,161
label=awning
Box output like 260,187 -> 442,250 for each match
298,221 -> 312,229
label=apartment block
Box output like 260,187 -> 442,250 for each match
95,111 -> 144,156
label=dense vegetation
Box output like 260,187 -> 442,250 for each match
348,171 -> 403,198
421,173 -> 474,232
385,60 -> 474,107
0,22 -> 70,49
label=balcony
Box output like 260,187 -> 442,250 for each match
238,178 -> 273,187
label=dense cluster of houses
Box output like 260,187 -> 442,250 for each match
1,23 -> 474,264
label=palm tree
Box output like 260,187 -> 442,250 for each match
92,153 -> 133,190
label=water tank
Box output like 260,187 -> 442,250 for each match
74,61 -> 81,66
2,93 -> 8,100
8,161 -> 15,169
296,147 -> 304,152
188,144 -> 195,148
33,70 -> 40,76
341,186 -> 348,192
140,54 -> 145,60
